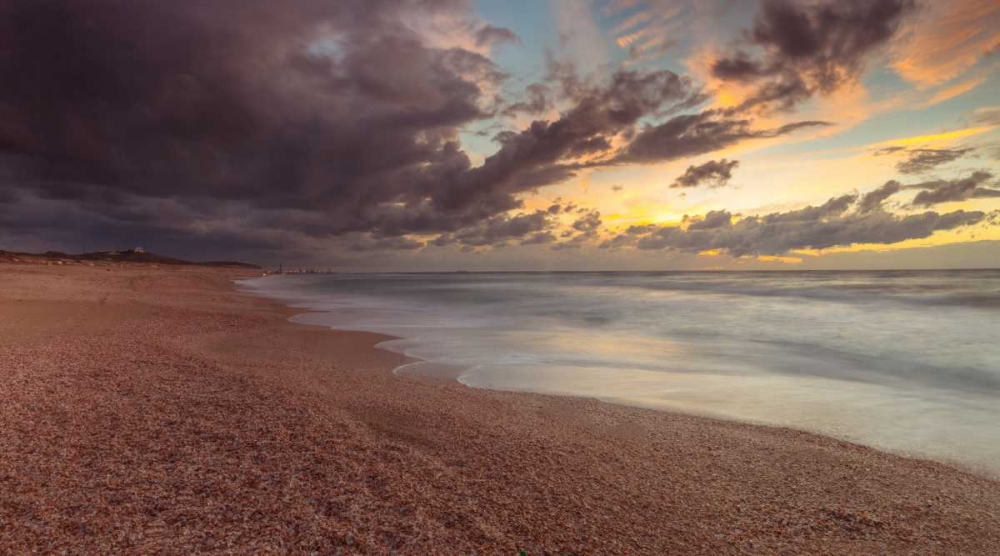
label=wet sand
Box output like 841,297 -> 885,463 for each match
1,263 -> 998,554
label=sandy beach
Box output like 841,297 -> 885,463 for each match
1,263 -> 999,555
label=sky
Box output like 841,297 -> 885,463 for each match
1,0 -> 999,270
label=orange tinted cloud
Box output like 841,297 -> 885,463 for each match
613,10 -> 652,35
612,1 -> 683,61
891,0 -> 1000,86
922,76 -> 988,107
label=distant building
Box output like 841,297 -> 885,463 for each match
133,247 -> 145,254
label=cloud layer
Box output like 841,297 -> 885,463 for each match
671,159 -> 740,188
1,0 -> 506,250
909,171 -> 1000,206
711,0 -> 914,112
602,193 -> 987,257
896,148 -> 974,175
0,0 -> 839,260
0,0 -> 995,267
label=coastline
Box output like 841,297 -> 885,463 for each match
307,313 -> 1000,482
2,263 -> 998,554
238,273 -> 1000,481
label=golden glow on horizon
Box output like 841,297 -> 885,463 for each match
758,255 -> 804,264
498,4 -> 1000,269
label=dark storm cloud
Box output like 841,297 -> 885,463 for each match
601,194 -> 986,257
859,180 -> 902,212
617,114 -> 829,164
910,171 -> 1000,206
349,235 -> 425,252
544,200 -> 577,215
519,231 -> 557,245
0,191 -> 310,260
571,210 -> 602,234
475,24 -> 520,48
548,210 -> 602,251
2,0 -> 660,257
432,210 -> 552,247
671,159 -> 740,189
435,69 -> 699,212
543,55 -> 588,103
711,0 -> 914,112
896,148 -> 975,175
503,83 -> 551,116
685,210 -> 734,230
0,0 -> 924,262
708,52 -> 768,82
0,0 -> 519,248
439,48 -> 509,87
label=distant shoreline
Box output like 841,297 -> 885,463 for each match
0,248 -> 259,269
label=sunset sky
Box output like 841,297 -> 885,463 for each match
1,0 -> 999,270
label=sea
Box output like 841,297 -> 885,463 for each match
238,270 -> 1000,476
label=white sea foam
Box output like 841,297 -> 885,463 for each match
238,271 -> 1000,476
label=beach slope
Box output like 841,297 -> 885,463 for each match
1,264 -> 998,554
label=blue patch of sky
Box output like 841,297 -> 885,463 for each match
470,1 -> 997,175
475,0 -> 554,85
764,69 -> 1000,162
459,1 -> 560,162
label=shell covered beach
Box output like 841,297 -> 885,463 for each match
1,263 -> 998,555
